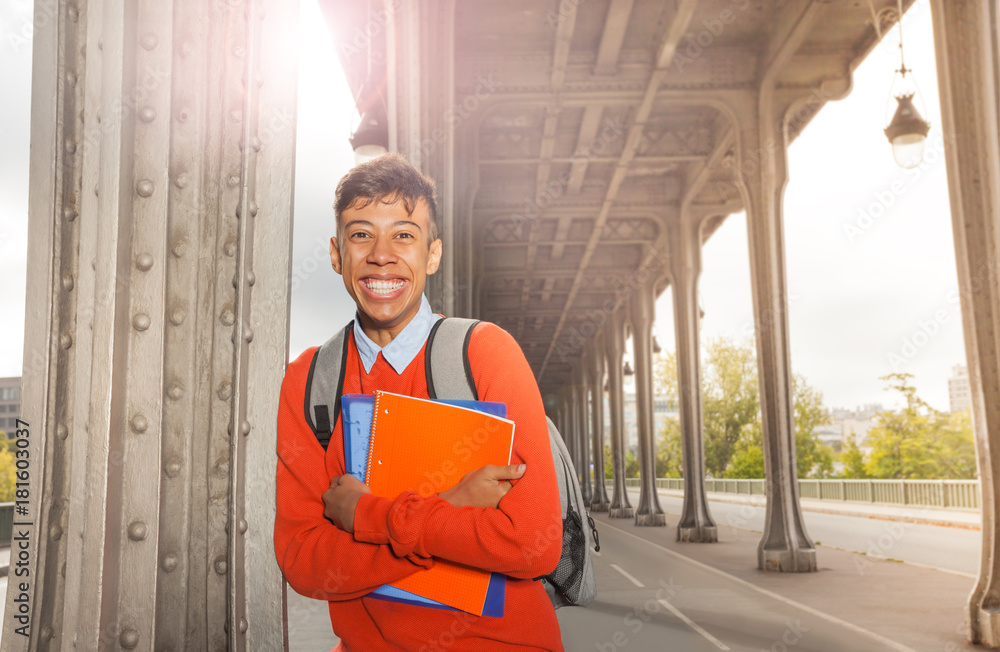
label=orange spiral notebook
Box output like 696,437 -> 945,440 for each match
365,390 -> 516,615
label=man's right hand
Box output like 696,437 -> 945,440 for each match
438,463 -> 527,508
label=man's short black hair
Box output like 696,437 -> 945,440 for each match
334,152 -> 439,242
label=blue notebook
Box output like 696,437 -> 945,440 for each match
341,394 -> 507,617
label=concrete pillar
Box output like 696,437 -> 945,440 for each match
630,284 -> 666,526
667,219 -> 717,542
930,1 -> 1000,645
588,344 -> 611,511
605,313 -> 633,518
734,88 -> 816,572
2,0 -> 297,648
576,370 -> 594,504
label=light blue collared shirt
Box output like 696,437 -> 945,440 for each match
352,295 -> 442,374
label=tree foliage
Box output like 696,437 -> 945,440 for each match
854,373 -> 976,480
0,435 -> 14,502
652,337 -> 834,480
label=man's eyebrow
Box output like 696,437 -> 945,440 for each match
342,219 -> 422,231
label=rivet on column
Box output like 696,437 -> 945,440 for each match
224,239 -> 237,257
172,237 -> 188,258
167,382 -> 183,400
239,519 -> 248,534
161,553 -> 179,572
119,628 -> 139,649
136,179 -> 154,197
67,5 -> 79,21
174,172 -> 189,189
164,459 -> 182,478
214,557 -> 228,575
63,207 -> 77,222
60,333 -> 73,350
130,414 -> 148,434
65,139 -> 76,154
220,308 -> 235,326
62,275 -> 74,291
249,200 -> 258,217
228,174 -> 239,187
66,71 -> 77,86
138,106 -> 156,123
169,307 -> 185,326
127,521 -> 148,541
132,313 -> 151,331
136,253 -> 154,271
57,423 -> 68,440
139,33 -> 159,50
217,381 -> 233,401
251,136 -> 261,152
241,421 -> 251,436
39,625 -> 53,641
179,40 -> 194,57
240,618 -> 248,634
247,271 -> 256,286
49,524 -> 63,541
244,326 -> 254,343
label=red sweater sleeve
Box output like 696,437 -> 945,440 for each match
351,322 -> 563,579
273,348 -> 432,600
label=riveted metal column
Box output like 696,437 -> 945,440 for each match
588,344 -> 610,511
605,313 -> 633,518
4,0 -> 296,648
734,87 -> 815,572
630,283 -> 666,527
930,0 -> 1000,645
668,219 -> 717,542
576,367 -> 593,504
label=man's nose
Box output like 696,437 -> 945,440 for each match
368,235 -> 396,264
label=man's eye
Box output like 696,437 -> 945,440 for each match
349,232 -> 370,239
396,232 -> 414,239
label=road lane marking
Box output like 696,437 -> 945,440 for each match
658,599 -> 731,651
602,522 -> 918,652
609,563 -> 645,588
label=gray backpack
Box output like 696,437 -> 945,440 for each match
303,317 -> 599,608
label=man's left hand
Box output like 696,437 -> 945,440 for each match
323,474 -> 372,533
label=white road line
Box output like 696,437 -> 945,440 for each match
609,563 -> 645,588
658,599 -> 731,651
604,523 -> 918,652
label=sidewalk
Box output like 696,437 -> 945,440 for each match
652,487 -> 983,529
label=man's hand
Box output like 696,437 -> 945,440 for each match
439,463 -> 526,509
323,474 -> 372,533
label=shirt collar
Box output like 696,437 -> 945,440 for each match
352,295 -> 442,374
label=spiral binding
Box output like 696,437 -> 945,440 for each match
366,391 -> 383,484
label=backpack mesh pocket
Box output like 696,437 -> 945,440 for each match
548,507 -> 586,603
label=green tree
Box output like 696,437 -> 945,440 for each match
725,421 -> 765,478
700,338 -> 760,476
865,373 -> 976,479
792,376 -> 834,478
840,438 -> 869,479
603,443 -> 642,479
0,434 -> 14,502
656,416 -> 684,478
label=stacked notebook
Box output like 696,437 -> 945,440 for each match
341,391 -> 514,616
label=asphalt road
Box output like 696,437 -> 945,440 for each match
652,492 -> 981,576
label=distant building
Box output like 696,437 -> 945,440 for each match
949,364 -> 972,413
827,403 -> 883,453
604,390 -> 677,449
0,377 -> 22,435
813,423 -> 844,452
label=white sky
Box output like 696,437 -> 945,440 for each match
0,0 -> 965,412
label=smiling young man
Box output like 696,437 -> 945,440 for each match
274,153 -> 564,651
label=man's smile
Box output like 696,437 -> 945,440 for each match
361,278 -> 407,297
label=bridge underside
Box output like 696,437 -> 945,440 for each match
7,0 -> 1000,649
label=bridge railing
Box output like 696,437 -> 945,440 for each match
613,478 -> 980,510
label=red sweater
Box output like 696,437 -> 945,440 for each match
275,321 -> 564,651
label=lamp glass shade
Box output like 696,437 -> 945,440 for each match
890,133 -> 927,169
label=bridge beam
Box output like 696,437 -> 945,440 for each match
588,343 -> 611,511
930,0 -> 1000,646
668,219 -> 718,543
631,281 -> 667,526
605,312 -> 634,518
4,0 -> 296,647
734,84 -> 816,572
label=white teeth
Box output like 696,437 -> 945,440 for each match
364,279 -> 405,295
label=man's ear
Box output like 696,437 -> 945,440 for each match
329,236 -> 342,275
426,239 -> 443,275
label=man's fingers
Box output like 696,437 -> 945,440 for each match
489,463 -> 526,481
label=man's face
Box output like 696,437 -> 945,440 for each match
330,197 -> 442,344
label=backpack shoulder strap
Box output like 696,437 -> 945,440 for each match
425,317 -> 480,400
304,320 -> 354,450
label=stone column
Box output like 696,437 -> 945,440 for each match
576,369 -> 593,504
605,313 -> 633,518
734,88 -> 815,572
588,343 -> 611,511
2,0 -> 297,648
630,284 -> 666,526
667,219 -> 717,542
930,1 -> 1000,645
